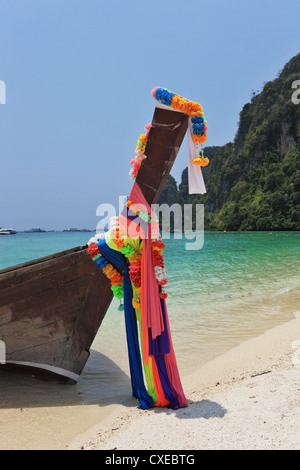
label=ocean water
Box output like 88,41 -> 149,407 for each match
1,231 -> 300,404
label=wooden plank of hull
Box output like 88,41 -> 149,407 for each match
0,105 -> 188,382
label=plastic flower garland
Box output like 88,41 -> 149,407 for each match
125,237 -> 169,307
152,87 -> 207,143
87,212 -> 169,308
151,239 -> 168,299
191,155 -> 210,167
152,87 -> 209,167
109,224 -> 169,308
129,123 -> 152,180
128,237 -> 169,305
87,242 -> 124,299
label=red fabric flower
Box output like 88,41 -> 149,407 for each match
110,272 -> 124,285
129,262 -> 141,286
151,240 -> 166,250
152,250 -> 164,267
159,292 -> 168,299
88,243 -> 100,258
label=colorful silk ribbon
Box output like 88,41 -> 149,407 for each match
98,236 -> 154,410
107,182 -> 188,409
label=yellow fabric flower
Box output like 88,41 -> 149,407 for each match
192,156 -> 209,167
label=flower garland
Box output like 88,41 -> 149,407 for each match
151,239 -> 168,298
106,224 -> 143,310
129,123 -> 152,180
129,87 -> 209,180
107,225 -> 168,307
87,220 -> 168,307
128,251 -> 142,310
152,87 -> 207,143
124,199 -> 168,299
126,238 -> 169,307
191,155 -> 210,167
87,242 -> 124,299
152,87 -> 209,167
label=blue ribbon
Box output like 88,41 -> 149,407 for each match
98,237 -> 154,409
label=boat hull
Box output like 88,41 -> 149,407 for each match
0,246 -> 112,382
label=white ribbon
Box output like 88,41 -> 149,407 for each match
187,117 -> 206,194
154,102 -> 206,195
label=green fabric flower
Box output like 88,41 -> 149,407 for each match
121,243 -> 135,258
111,284 -> 124,299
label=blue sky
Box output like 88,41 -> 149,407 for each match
1,0 -> 300,231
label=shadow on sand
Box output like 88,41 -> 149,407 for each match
175,399 -> 227,419
151,398 -> 227,420
0,349 -> 135,410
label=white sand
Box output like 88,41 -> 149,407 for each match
69,311 -> 300,451
1,310 -> 299,450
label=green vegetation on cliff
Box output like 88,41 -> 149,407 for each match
158,53 -> 300,231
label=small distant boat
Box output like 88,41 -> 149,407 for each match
0,228 -> 16,235
25,228 -> 46,233
63,228 -> 91,232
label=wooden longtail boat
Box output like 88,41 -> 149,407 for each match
0,104 -> 189,383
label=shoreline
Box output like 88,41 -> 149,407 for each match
68,309 -> 300,451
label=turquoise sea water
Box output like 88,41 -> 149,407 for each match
1,231 -> 300,403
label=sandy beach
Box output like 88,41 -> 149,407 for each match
1,306 -> 299,451
68,310 -> 300,451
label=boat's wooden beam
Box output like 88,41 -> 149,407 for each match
136,106 -> 188,206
